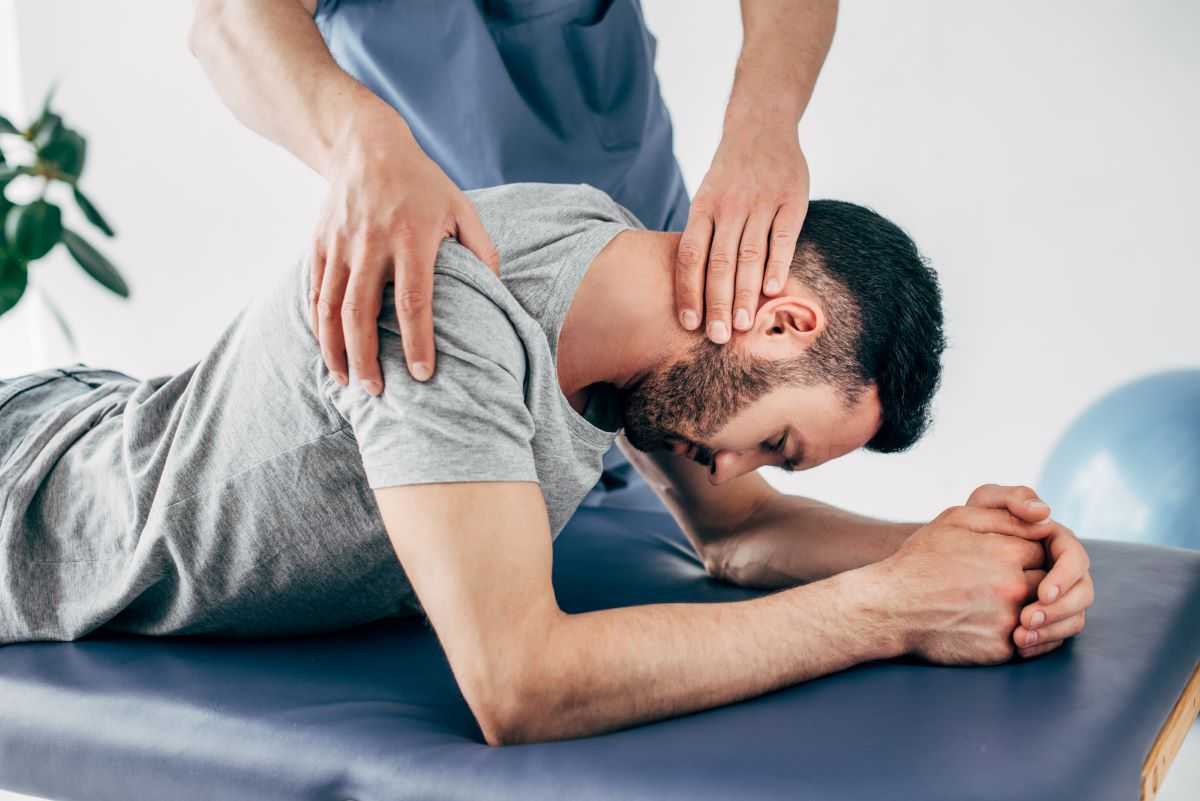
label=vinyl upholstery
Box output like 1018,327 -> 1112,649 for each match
1,507 -> 1198,801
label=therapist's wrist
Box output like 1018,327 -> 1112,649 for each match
319,85 -> 417,179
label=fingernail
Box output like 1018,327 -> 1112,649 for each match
411,362 -> 432,382
1031,610 -> 1046,627
764,278 -> 781,294
1026,499 -> 1049,510
1047,584 -> 1060,602
733,309 -> 751,330
680,310 -> 699,330
334,372 -> 348,386
363,379 -> 382,396
708,321 -> 729,343
1026,630 -> 1038,645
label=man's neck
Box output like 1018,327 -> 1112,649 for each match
557,229 -> 692,411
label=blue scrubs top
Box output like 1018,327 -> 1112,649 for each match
313,0 -> 691,233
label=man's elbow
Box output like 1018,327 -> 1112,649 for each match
187,0 -> 225,59
469,674 -> 550,747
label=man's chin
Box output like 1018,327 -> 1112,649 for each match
619,424 -> 676,455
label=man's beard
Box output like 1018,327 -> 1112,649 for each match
621,338 -> 795,460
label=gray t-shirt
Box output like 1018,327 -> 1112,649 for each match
0,182 -> 640,643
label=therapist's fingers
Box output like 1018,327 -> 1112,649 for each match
763,200 -> 807,297
732,207 -> 774,332
317,239 -> 351,387
393,229 -> 443,385
675,204 -> 715,333
341,249 -> 388,397
453,199 -> 501,278
704,200 -> 750,344
309,239 -> 327,341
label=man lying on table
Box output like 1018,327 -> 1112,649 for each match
0,182 -> 1093,746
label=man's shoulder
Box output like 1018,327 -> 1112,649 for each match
408,257 -> 533,383
464,182 -> 645,229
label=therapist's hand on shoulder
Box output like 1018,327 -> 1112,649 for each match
309,102 -> 501,393
675,129 -> 811,344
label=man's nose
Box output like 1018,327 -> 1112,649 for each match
708,448 -> 774,485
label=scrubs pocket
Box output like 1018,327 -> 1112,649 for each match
562,0 -> 655,151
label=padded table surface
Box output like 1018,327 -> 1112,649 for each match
2,507 -> 1198,801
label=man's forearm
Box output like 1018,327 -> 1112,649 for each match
188,0 -> 402,176
713,493 -> 920,590
725,0 -> 838,134
504,560 -> 903,745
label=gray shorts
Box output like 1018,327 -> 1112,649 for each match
0,364 -> 136,471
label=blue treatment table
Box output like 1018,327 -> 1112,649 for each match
2,507 -> 1198,801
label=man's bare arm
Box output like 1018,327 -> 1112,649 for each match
617,434 -> 914,587
710,493 -> 919,589
372,480 -> 904,746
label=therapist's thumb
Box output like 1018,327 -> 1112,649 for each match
454,202 -> 501,277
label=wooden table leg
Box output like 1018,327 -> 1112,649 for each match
1142,660 -> 1200,801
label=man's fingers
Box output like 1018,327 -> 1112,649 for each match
1015,610 -> 1086,649
966,483 -> 1053,524
393,231 -> 443,383
454,203 -> 501,277
1022,573 -> 1093,630
309,239 -> 327,337
1022,568 -> 1049,598
1038,531 -> 1090,606
732,207 -> 773,332
704,205 -> 748,344
944,505 -> 1053,543
763,200 -> 806,296
317,241 -> 351,385
341,260 -> 388,396
1016,639 -> 1064,659
675,207 -> 714,332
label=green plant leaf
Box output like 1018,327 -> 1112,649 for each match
5,200 -> 62,261
72,186 -> 114,237
36,286 -> 77,351
41,81 -> 59,118
39,127 -> 86,180
0,114 -> 18,136
61,227 -> 129,298
31,112 -> 62,149
0,165 -> 31,183
0,253 -> 28,316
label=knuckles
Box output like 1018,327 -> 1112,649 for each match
396,289 -> 428,316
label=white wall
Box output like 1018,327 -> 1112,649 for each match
3,0 -> 1198,523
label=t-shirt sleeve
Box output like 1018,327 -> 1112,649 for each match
321,272 -> 538,490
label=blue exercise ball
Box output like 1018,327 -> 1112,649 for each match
1038,369 -> 1200,550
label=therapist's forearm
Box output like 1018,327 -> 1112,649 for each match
727,0 -> 837,134
188,0 -> 405,177
713,492 -> 919,590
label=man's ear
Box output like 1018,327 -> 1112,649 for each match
745,295 -> 825,361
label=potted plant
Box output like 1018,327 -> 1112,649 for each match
0,84 -> 130,346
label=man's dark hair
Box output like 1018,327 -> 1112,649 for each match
787,199 -> 946,453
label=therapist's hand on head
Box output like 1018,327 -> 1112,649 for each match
309,104 -> 501,394
675,130 -> 811,344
